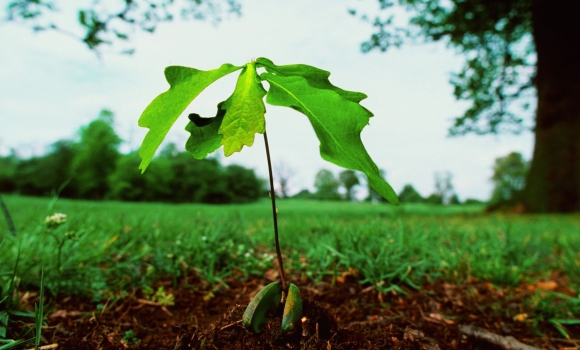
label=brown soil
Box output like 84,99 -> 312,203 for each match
10,271 -> 579,349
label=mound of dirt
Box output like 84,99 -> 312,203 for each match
176,299 -> 440,350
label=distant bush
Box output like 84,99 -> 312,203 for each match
1,140 -> 77,197
464,198 -> 485,205
223,164 -> 263,203
313,169 -> 341,200
398,184 -> 424,203
292,189 -> 315,199
425,193 -> 442,204
104,149 -> 267,203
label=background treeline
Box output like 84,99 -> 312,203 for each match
297,152 -> 528,207
0,110 -> 263,204
1,110 -> 528,206
396,152 -> 528,207
295,168 -> 469,204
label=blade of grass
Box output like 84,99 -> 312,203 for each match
34,266 -> 45,350
7,243 -> 20,311
551,319 -> 580,325
0,243 -> 20,338
0,338 -> 33,350
548,320 -> 571,339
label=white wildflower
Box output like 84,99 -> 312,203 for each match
45,213 -> 67,228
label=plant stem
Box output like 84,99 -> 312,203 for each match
263,131 -> 287,291
57,238 -> 66,273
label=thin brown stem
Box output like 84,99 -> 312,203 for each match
263,131 -> 287,291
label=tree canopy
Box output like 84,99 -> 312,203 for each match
4,0 -> 241,52
357,0 -> 535,135
70,110 -> 121,199
338,170 -> 359,201
489,152 -> 528,206
398,184 -> 424,203
358,0 -> 580,212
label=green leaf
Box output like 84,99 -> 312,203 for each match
34,266 -> 45,349
219,62 -> 267,156
185,101 -> 226,159
138,64 -> 242,172
261,72 -> 399,205
256,57 -> 371,108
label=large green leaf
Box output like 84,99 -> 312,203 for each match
256,57 -> 371,111
185,101 -> 226,159
219,62 -> 267,156
261,72 -> 399,205
138,64 -> 242,171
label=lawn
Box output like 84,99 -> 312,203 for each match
2,195 -> 578,295
1,195 -> 579,348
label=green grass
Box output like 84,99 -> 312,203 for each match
1,195 -> 579,302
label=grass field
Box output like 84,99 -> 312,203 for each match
2,194 -> 579,301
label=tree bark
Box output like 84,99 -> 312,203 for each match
523,0 -> 580,212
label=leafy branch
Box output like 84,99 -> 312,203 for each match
5,0 -> 242,53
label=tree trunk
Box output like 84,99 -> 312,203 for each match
523,0 -> 580,212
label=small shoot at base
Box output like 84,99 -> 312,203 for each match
242,281 -> 283,333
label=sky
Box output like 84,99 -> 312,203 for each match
0,0 -> 535,201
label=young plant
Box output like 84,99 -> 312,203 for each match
137,57 -> 399,333
44,213 -> 79,273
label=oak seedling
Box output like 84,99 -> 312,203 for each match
137,57 -> 398,334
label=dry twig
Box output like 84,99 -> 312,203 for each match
460,325 -> 541,350
25,344 -> 59,350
